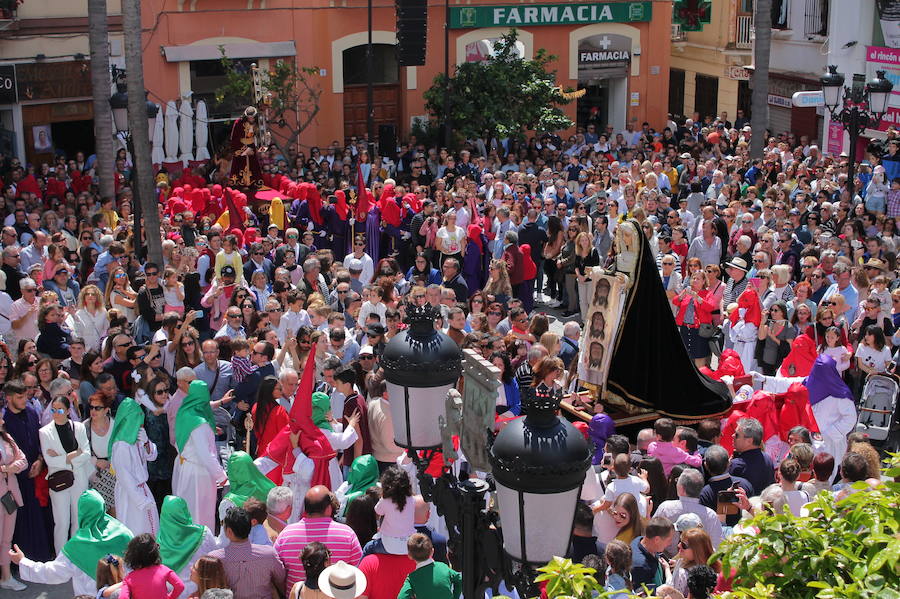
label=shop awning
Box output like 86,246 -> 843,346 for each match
163,41 -> 296,62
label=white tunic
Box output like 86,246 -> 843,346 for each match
173,425 -> 226,531
111,436 -> 159,536
321,424 -> 358,489
759,373 -> 854,478
729,320 -> 758,373
811,396 -> 857,479
174,528 -> 220,599
19,554 -> 95,596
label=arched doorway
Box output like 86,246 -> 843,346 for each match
342,44 -> 400,144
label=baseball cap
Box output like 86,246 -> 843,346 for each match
359,345 -> 375,356
221,265 -> 237,277
366,323 -> 387,337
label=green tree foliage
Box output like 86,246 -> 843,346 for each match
215,52 -> 321,158
535,456 -> 900,599
714,453 -> 900,599
424,29 -> 573,142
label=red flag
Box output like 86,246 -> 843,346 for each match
355,162 -> 370,220
263,342 -> 336,489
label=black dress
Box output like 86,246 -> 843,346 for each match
605,219 -> 732,419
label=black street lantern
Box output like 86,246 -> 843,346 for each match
381,302 -> 463,450
490,385 -> 592,565
820,65 -> 894,196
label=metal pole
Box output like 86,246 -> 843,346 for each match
460,479 -> 488,599
846,106 -> 858,199
443,0 -> 451,149
366,0 -> 375,151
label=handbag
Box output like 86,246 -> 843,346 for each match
86,422 -> 116,509
47,469 -> 74,492
0,490 -> 16,515
698,323 -> 717,339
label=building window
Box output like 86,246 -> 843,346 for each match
772,0 -> 789,29
190,58 -> 257,119
342,45 -> 398,86
694,75 -> 719,123
803,0 -> 828,36
669,69 -> 685,118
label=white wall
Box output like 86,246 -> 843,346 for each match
768,0 -> 828,78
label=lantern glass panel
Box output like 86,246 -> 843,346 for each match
495,482 -> 581,564
386,381 -> 454,449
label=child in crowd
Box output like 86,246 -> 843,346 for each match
119,533 -> 184,599
868,277 -> 892,322
230,338 -> 257,384
398,534 -> 461,599
365,466 -> 416,556
647,418 -> 702,476
162,267 -> 185,315
242,498 -> 272,546
592,454 -> 650,517
820,326 -> 851,373
777,458 -> 808,517
603,539 -> 633,599
96,554 -> 126,599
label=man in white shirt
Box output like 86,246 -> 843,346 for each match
344,237 -> 374,286
8,277 -> 39,356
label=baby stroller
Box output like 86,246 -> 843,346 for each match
855,373 -> 900,452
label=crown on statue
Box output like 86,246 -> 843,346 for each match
404,302 -> 441,327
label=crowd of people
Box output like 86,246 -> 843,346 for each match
0,107 -> 896,599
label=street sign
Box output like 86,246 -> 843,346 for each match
791,90 -> 824,107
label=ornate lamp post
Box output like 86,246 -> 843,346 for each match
381,303 -> 592,599
820,65 -> 893,197
491,384 -> 592,593
109,72 -> 159,259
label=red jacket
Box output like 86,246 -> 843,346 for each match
503,244 -> 524,285
672,288 -> 716,327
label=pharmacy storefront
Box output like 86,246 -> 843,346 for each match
449,1 -> 672,131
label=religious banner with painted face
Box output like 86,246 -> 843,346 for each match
577,272 -> 626,392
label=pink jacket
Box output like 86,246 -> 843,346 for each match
647,440 -> 702,476
0,437 -> 27,505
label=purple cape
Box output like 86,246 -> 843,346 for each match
804,355 -> 853,406
589,413 -> 616,464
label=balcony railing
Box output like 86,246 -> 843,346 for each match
736,15 -> 753,49
803,0 -> 828,36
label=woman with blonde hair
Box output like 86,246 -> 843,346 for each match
769,264 -> 795,305
539,332 -> 560,357
574,231 -> 600,318
105,267 -> 137,324
73,285 -> 109,353
667,527 -> 719,596
484,259 -> 513,304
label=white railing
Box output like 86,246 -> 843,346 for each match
736,15 -> 754,49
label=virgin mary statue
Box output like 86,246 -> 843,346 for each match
605,219 -> 732,419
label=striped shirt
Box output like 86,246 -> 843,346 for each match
208,540 -> 286,599
274,517 -> 363,587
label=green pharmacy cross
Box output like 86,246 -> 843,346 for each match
673,0 -> 712,32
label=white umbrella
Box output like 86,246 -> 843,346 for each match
194,100 -> 211,161
164,100 -> 179,163
151,104 -> 165,166
178,98 -> 194,167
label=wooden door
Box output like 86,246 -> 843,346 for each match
343,83 -> 401,142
